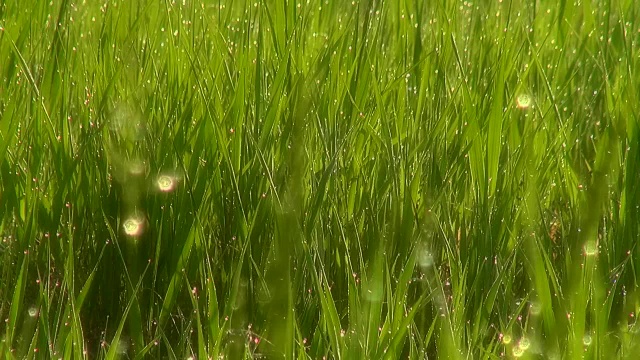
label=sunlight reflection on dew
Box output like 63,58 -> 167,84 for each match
512,345 -> 525,358
583,333 -> 592,346
516,94 -> 532,109
502,334 -> 512,344
28,307 -> 38,318
123,216 -> 145,237
156,174 -> 177,192
519,336 -> 531,350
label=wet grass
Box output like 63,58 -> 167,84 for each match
1,0 -> 639,358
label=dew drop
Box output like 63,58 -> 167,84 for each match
28,307 -> 38,318
512,345 -> 525,357
156,174 -> 177,192
123,216 -> 145,237
516,94 -> 532,109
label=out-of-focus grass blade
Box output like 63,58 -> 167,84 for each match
6,252 -> 29,347
0,100 -> 18,170
106,271 -> 147,360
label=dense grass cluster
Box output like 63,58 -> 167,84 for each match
1,0 -> 639,358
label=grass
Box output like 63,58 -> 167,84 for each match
0,0 -> 639,358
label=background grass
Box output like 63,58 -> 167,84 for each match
1,0 -> 639,358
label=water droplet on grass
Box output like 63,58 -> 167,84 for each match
512,345 -> 525,357
516,94 -> 532,109
156,174 -> 178,192
28,307 -> 38,317
123,216 -> 145,237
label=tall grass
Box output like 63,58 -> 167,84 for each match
0,0 -> 638,358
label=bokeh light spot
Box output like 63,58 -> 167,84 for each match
123,217 -> 145,237
157,175 -> 177,192
516,94 -> 532,109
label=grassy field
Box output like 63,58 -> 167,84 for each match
1,0 -> 639,358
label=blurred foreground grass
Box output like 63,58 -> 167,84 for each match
1,0 -> 639,358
